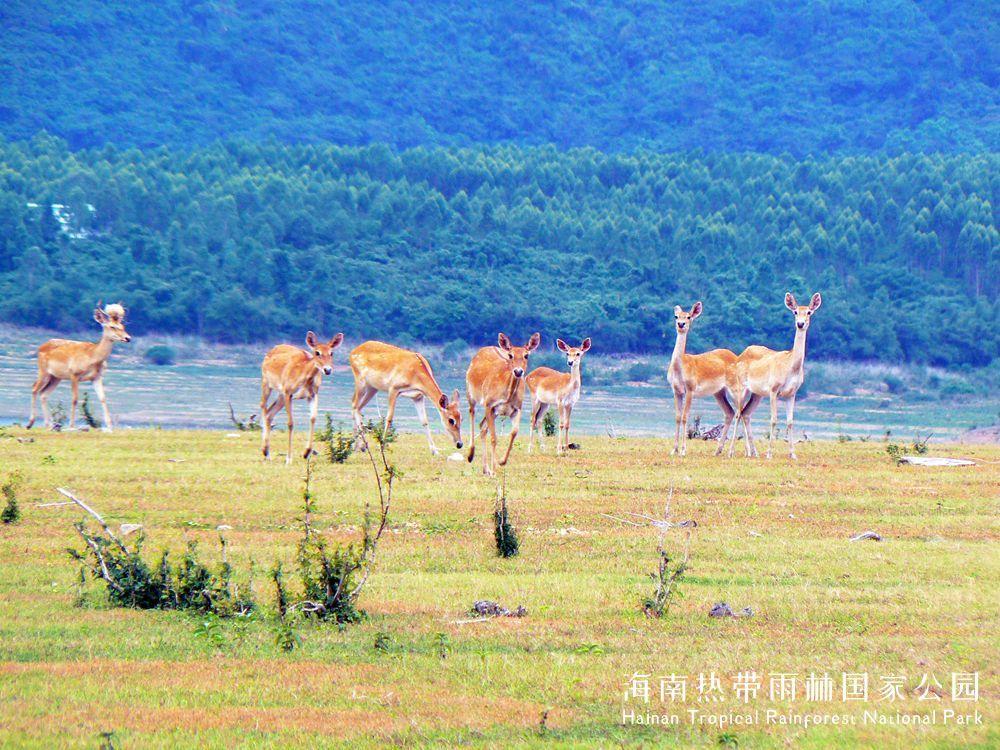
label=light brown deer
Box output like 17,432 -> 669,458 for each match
260,331 -> 344,464
667,302 -> 737,456
726,292 -> 822,459
526,337 -> 591,454
349,340 -> 463,455
466,332 -> 540,476
27,302 -> 131,431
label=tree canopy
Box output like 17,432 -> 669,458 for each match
1,137 -> 996,366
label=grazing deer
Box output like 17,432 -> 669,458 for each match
349,340 -> 463,455
27,303 -> 131,431
260,331 -> 344,464
526,337 -> 591,454
667,302 -> 737,456
726,292 -> 822,459
466,332 -> 540,476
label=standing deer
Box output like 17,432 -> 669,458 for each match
260,331 -> 344,464
526,337 -> 591,454
466,332 -> 540,476
27,302 -> 131,431
349,340 -> 463,455
667,302 -> 737,456
726,292 -> 822,459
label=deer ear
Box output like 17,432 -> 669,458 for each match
497,333 -> 512,351
526,332 -> 541,352
305,331 -> 319,348
556,338 -> 569,353
673,305 -> 683,317
809,292 -> 822,311
329,332 -> 344,349
93,307 -> 109,324
439,393 -> 449,409
581,338 -> 592,352
784,293 -> 797,311
451,388 -> 460,406
691,301 -> 703,319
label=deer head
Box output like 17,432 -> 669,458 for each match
556,337 -> 592,368
497,332 -> 541,379
673,301 -> 702,334
305,331 -> 344,375
94,302 -> 131,342
784,292 -> 822,332
437,388 -> 463,448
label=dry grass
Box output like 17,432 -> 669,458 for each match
0,428 -> 997,748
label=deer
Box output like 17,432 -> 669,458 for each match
349,340 -> 463,455
726,292 -> 822,460
667,302 -> 738,457
466,332 -> 540,477
260,331 -> 344,464
526,337 -> 591,454
27,302 -> 131,432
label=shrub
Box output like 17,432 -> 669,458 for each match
627,361 -> 660,382
493,481 -> 519,558
1,472 -> 22,524
144,345 -> 177,366
542,410 -> 558,437
318,415 -> 353,463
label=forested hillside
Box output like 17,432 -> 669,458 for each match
0,0 -> 996,153
0,137 -> 996,365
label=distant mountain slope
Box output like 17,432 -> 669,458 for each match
0,0 -> 996,152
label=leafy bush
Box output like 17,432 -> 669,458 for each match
627,362 -> 660,383
318,415 -> 353,463
542,410 -> 558,437
144,345 -> 177,366
1,472 -> 22,524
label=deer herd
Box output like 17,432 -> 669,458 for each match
26,292 -> 823,471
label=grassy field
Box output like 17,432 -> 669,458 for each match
0,428 -> 997,748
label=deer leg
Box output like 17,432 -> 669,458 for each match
713,391 -> 735,456
563,405 -> 573,451
767,391 -> 779,459
499,408 -> 521,467
384,387 -> 400,435
284,391 -> 295,465
483,408 -> 498,477
466,401 -> 477,464
413,396 -> 439,455
681,391 -> 695,456
303,395 -> 318,459
27,374 -> 52,429
351,384 -> 376,450
91,377 -> 112,432
527,397 -> 539,454
727,387 -> 749,458
741,393 -> 762,457
671,390 -> 683,455
786,394 -> 798,460
260,382 -> 273,459
39,377 -> 60,429
68,377 -> 79,430
534,401 -> 550,453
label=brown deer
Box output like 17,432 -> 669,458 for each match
526,337 -> 591,454
667,302 -> 737,456
466,332 -> 540,476
27,302 -> 131,431
349,340 -> 463,455
260,331 -> 344,464
726,292 -> 822,459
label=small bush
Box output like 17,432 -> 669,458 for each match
144,345 -> 177,366
1,472 -> 22,524
627,361 -> 660,382
80,392 -> 100,429
542,410 -> 558,437
493,483 -> 519,558
318,415 -> 353,463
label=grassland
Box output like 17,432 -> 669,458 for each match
1,428 -> 997,748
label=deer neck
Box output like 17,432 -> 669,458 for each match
670,330 -> 687,376
92,331 -> 116,363
569,359 -> 582,390
789,326 -> 808,371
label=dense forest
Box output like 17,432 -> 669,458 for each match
0,136 -> 996,365
0,1 -> 996,153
